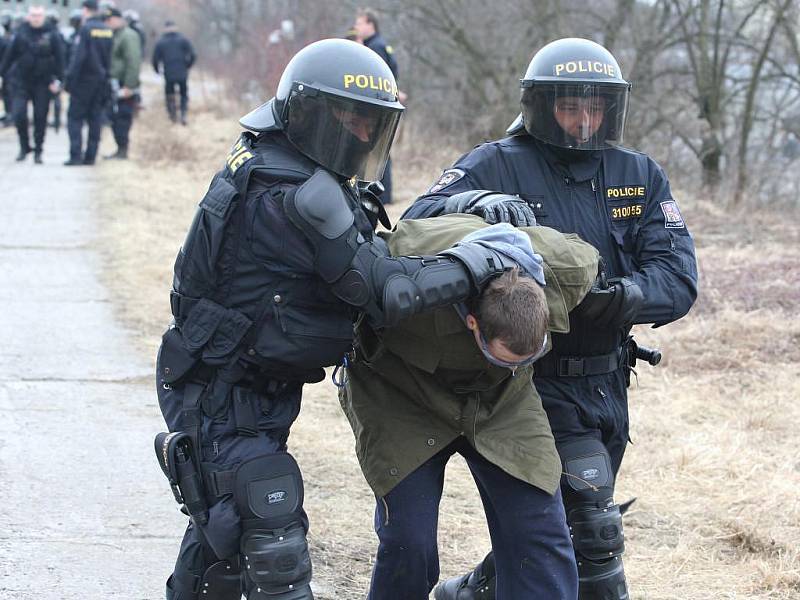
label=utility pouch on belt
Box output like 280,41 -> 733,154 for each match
159,327 -> 200,384
154,431 -> 209,525
232,387 -> 260,437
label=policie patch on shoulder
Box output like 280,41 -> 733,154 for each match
660,200 -> 685,228
427,168 -> 465,194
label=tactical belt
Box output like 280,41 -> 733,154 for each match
535,348 -> 624,377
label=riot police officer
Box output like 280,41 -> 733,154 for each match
64,0 -> 112,166
154,39 -> 524,600
404,38 -> 699,600
0,5 -> 64,163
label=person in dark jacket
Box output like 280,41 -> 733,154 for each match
0,5 -> 64,163
0,11 -> 14,126
407,38 -> 699,600
353,7 -> 399,204
154,39 -> 523,600
63,0 -> 112,166
152,20 -> 195,125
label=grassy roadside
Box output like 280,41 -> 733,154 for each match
94,83 -> 800,599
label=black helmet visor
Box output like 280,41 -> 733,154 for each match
521,82 -> 629,150
285,87 -> 402,181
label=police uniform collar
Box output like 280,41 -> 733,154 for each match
535,138 -> 601,182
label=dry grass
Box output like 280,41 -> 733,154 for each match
94,83 -> 800,599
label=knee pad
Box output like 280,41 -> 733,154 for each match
559,438 -> 615,507
560,438 -> 624,558
234,453 -> 313,599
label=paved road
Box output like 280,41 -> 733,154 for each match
0,126 -> 182,598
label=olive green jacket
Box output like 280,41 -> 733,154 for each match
339,214 -> 599,498
110,26 -> 141,90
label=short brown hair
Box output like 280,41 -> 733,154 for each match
357,8 -> 380,32
473,268 -> 549,356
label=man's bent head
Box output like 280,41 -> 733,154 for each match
466,268 -> 549,370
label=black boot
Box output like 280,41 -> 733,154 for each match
16,147 -> 31,161
63,156 -> 84,166
180,108 -> 187,126
434,554 -> 496,600
166,93 -> 178,123
34,151 -> 42,164
104,145 -> 128,160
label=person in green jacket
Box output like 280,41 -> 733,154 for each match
104,7 -> 140,159
340,213 -> 600,599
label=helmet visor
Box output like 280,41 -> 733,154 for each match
285,90 -> 402,181
521,83 -> 629,150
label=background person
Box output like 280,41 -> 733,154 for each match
406,38 -> 699,600
152,20 -> 195,125
63,0 -> 112,166
104,7 -> 141,160
0,4 -> 64,164
352,7 -> 400,204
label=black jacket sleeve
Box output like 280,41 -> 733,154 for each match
183,37 -> 196,69
151,38 -> 162,73
629,162 -> 698,325
51,31 -> 65,81
0,35 -> 21,77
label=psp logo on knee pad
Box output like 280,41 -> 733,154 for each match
266,490 -> 288,505
581,468 -> 600,481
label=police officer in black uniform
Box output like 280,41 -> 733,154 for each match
0,5 -> 64,163
404,38 -> 699,600
64,0 -> 112,166
154,39 -> 526,600
353,8 -> 398,204
0,11 -> 13,126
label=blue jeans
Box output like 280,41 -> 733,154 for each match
368,437 -> 578,600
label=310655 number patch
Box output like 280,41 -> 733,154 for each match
610,204 -> 644,220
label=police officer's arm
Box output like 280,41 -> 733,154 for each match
402,145 -> 536,226
0,34 -> 21,77
283,170 -> 518,327
382,45 -> 398,78
65,24 -> 90,87
628,164 -> 698,325
51,30 -> 65,82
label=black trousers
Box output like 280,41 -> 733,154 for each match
156,348 -> 305,599
165,77 -> 188,112
67,84 -> 107,162
108,97 -> 136,149
368,438 -> 578,600
12,81 -> 51,153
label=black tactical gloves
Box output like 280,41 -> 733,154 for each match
576,274 -> 644,328
441,190 -> 537,227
